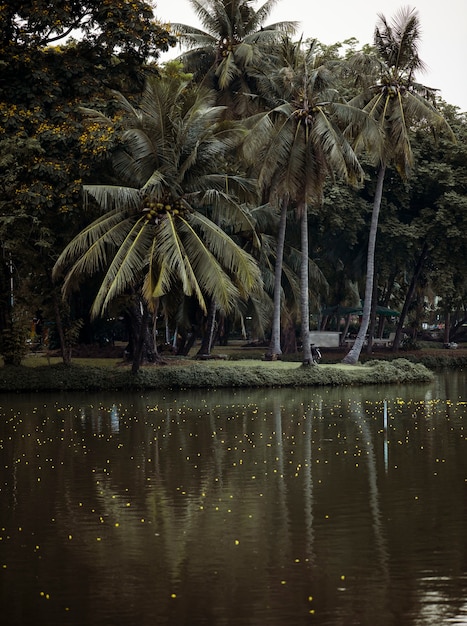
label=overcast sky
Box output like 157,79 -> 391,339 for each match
154,0 -> 467,112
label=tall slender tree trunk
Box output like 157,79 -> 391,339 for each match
197,299 -> 217,357
340,314 -> 352,346
392,242 -> 428,351
0,252 -> 12,333
266,200 -> 288,360
299,202 -> 313,366
53,293 -> 71,366
443,311 -> 451,344
130,297 -> 161,373
343,164 -> 386,364
132,303 -> 150,374
281,315 -> 297,353
377,270 -> 397,337
366,267 -> 379,353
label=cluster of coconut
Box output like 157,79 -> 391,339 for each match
380,79 -> 406,97
219,37 -> 234,58
143,197 -> 187,223
293,106 -> 315,126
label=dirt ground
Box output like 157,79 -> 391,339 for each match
43,341 -> 467,364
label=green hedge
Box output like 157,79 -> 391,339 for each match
0,358 -> 434,393
319,351 -> 467,369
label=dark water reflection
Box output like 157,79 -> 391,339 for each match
0,370 -> 466,625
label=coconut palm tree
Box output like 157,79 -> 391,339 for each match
243,37 -> 369,364
342,7 -> 454,364
53,76 -> 262,371
170,0 -> 298,117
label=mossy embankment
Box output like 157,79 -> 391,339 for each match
0,358 -> 434,393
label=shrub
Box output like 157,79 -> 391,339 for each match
0,308 -> 29,366
363,358 -> 433,383
400,337 -> 421,351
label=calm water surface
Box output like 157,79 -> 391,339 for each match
0,370 -> 466,625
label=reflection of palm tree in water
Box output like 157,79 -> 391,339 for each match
303,406 -> 316,563
270,397 -> 292,563
349,400 -> 389,580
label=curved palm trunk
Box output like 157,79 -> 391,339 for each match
343,164 -> 386,364
266,200 -> 288,360
299,202 -> 313,366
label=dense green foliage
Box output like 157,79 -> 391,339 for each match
0,0 -> 176,361
1,0 -> 466,370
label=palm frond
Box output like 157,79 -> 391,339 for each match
91,219 -> 153,317
176,216 -> 240,312
215,52 -> 240,89
313,107 -> 363,185
83,185 -> 141,213
169,24 -> 217,48
156,215 -> 197,297
232,41 -> 254,67
53,209 -> 133,281
188,0 -> 231,37
375,7 -> 426,77
188,211 -> 262,296
142,237 -> 167,303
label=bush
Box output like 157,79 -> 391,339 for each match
363,358 -> 433,383
400,336 -> 421,351
0,309 -> 29,366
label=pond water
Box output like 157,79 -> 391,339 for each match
0,370 -> 466,626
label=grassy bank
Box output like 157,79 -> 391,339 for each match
0,358 -> 433,393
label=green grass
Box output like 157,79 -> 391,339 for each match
21,355 -> 122,368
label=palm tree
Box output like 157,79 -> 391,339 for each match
342,7 -> 454,364
170,0 -> 297,117
53,76 -> 262,371
244,37 -> 368,364
167,2 -> 297,351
